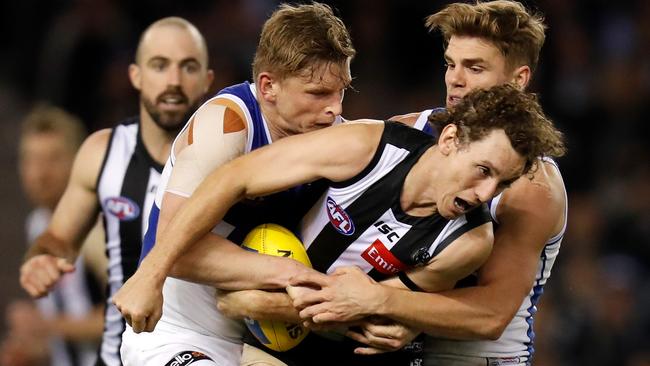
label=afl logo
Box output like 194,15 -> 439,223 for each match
104,196 -> 140,221
326,196 -> 355,236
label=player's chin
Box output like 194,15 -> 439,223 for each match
439,205 -> 462,220
309,122 -> 334,131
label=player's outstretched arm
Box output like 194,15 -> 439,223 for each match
171,233 -> 316,290
216,289 -> 301,323
290,221 -> 493,323
353,165 -> 564,341
115,119 -> 382,332
146,121 -> 381,275
20,130 -> 108,298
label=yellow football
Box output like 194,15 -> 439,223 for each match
241,223 -> 311,352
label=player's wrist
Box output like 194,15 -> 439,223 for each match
268,257 -> 307,288
138,253 -> 171,284
373,284 -> 394,317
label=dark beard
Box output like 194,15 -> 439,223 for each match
142,87 -> 202,133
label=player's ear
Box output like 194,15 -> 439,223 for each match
204,69 -> 215,93
438,124 -> 459,156
512,65 -> 531,90
257,72 -> 278,103
128,64 -> 142,91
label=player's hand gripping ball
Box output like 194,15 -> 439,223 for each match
241,223 -> 311,351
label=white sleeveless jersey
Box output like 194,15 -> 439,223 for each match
134,82 -> 344,365
424,157 -> 567,361
97,118 -> 162,365
144,83 -> 263,349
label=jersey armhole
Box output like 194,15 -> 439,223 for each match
94,128 -> 117,207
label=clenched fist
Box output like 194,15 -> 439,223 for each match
20,254 -> 75,298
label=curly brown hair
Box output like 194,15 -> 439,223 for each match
252,2 -> 356,84
428,84 -> 566,174
426,0 -> 546,73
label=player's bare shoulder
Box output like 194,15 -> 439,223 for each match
174,97 -> 248,155
73,128 -> 113,190
334,119 -> 384,153
388,112 -> 422,127
167,97 -> 249,195
497,159 -> 566,236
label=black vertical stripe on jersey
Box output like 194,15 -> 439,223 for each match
95,356 -> 107,366
307,133 -> 434,274
110,137 -> 150,365
380,121 -> 438,151
64,340 -> 80,366
329,121 -> 436,189
431,204 -> 491,257
134,121 -> 164,173
99,214 -> 112,360
118,143 -> 149,283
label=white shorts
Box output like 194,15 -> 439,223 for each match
424,354 -> 529,366
121,322 -> 243,366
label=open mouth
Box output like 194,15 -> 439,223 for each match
454,197 -> 472,213
158,93 -> 188,109
447,96 -> 462,105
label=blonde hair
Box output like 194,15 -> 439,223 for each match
426,0 -> 546,72
21,104 -> 86,152
252,3 -> 355,83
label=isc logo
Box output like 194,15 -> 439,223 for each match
104,196 -> 140,221
326,197 -> 355,236
373,220 -> 400,243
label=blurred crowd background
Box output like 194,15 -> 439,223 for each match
0,0 -> 648,365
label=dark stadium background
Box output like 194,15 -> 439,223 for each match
0,1 -> 648,364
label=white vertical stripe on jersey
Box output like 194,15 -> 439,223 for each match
98,124 -> 136,366
301,144 -> 411,247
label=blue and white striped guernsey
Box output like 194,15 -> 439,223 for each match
412,108 -> 568,363
133,82 -> 329,366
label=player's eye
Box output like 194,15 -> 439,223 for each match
469,66 -> 484,74
150,60 -> 167,71
183,62 -> 200,73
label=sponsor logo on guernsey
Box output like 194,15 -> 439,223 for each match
362,239 -> 407,274
487,357 -> 524,366
165,350 -> 212,366
104,196 -> 140,221
326,196 -> 355,235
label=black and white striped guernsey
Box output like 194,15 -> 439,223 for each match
95,117 -> 163,366
301,121 -> 490,280
256,121 -> 491,366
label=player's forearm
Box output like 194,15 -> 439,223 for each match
219,290 -> 300,323
378,286 -> 514,340
171,236 -> 308,290
24,232 -> 77,263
